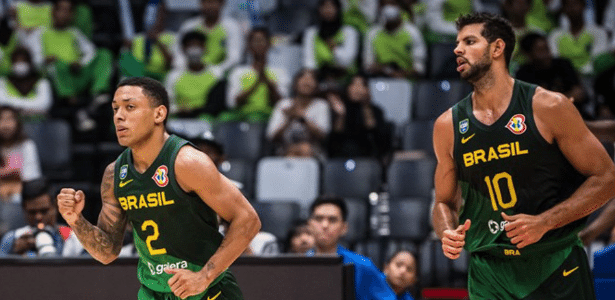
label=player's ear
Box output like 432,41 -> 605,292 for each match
492,39 -> 506,60
154,105 -> 167,125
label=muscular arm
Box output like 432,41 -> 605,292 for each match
69,162 -> 128,264
175,146 -> 261,280
534,89 -> 615,230
432,110 -> 461,238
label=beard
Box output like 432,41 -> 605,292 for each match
460,47 -> 492,83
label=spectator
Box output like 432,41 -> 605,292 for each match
303,0 -> 359,82
383,250 -> 418,300
219,216 -> 279,256
548,0 -> 609,75
165,31 -> 222,120
284,220 -> 314,254
364,0 -> 426,79
424,0 -> 483,44
525,0 -> 556,33
174,0 -> 244,77
327,74 -> 391,159
0,105 -> 41,205
0,47 -> 52,119
191,131 -> 226,167
0,178 -> 83,257
398,0 -> 427,31
307,196 -> 396,300
120,3 -> 175,81
221,27 -> 290,122
516,33 -> 587,108
284,140 -> 319,159
25,0 -> 113,131
11,0 -> 53,31
70,0 -> 93,39
501,0 -> 545,72
266,69 -> 331,156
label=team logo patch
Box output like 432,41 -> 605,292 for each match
152,165 -> 169,187
505,114 -> 527,135
459,119 -> 469,134
119,165 -> 128,180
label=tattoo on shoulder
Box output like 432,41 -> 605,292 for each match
101,162 -> 118,206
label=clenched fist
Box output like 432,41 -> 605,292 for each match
441,219 -> 471,260
57,188 -> 86,225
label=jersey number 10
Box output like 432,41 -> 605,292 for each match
484,172 -> 518,211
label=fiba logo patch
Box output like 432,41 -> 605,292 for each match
152,165 -> 169,187
505,114 -> 526,135
119,165 -> 128,180
459,119 -> 469,134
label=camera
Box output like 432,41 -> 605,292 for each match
34,226 -> 57,256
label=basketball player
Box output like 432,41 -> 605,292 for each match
432,13 -> 615,299
57,77 -> 260,299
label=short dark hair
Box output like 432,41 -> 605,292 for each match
309,195 -> 348,222
21,178 -> 52,208
519,32 -> 546,54
456,13 -> 516,68
0,105 -> 27,147
248,27 -> 270,43
181,30 -> 207,49
116,77 -> 170,125
11,46 -> 33,64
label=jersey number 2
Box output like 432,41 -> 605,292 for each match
142,220 -> 167,255
484,172 -> 518,211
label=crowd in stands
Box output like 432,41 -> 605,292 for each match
0,0 -> 614,298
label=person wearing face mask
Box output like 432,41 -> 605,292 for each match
364,0 -> 426,79
0,47 -> 52,119
173,0 -> 243,78
164,30 -> 222,120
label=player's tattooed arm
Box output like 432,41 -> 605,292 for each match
72,162 -> 128,264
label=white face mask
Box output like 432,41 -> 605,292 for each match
12,62 -> 30,77
186,47 -> 204,64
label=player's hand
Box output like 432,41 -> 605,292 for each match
166,268 -> 211,299
57,188 -> 86,226
502,212 -> 550,249
441,219 -> 471,260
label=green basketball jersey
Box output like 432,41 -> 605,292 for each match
114,135 -> 225,298
452,80 -> 586,258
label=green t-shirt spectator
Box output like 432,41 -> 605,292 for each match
226,65 -> 290,116
15,1 -> 52,30
364,21 -> 427,76
165,68 -> 220,118
548,25 -> 609,75
131,32 -> 175,78
425,0 -> 482,43
303,25 -> 359,72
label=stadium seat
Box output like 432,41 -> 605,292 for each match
368,78 -> 413,127
420,238 -> 468,288
24,120 -> 73,182
167,119 -> 213,139
354,239 -> 385,268
401,120 -> 434,154
387,158 -> 436,199
428,42 -> 458,79
342,198 -> 369,245
412,80 -> 472,121
268,44 -> 303,80
255,157 -> 320,217
388,198 -> 431,242
252,201 -> 301,242
213,121 -> 266,161
322,158 -> 382,200
219,159 -> 255,199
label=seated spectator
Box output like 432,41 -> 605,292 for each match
383,250 -> 418,300
364,0 -> 426,79
307,196 -> 396,299
424,0 -> 483,44
548,0 -> 609,75
219,216 -> 279,256
266,69 -> 331,156
0,47 -> 52,119
303,0 -> 359,82
327,74 -> 391,159
501,0 -> 545,73
0,178 -> 83,257
284,140 -> 319,159
525,0 -> 556,33
284,220 -> 315,254
120,3 -> 175,81
0,105 -> 41,205
25,0 -> 113,131
516,33 -> 587,109
11,0 -> 53,32
221,27 -> 290,122
165,31 -> 222,120
398,0 -> 426,28
174,0 -> 244,77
